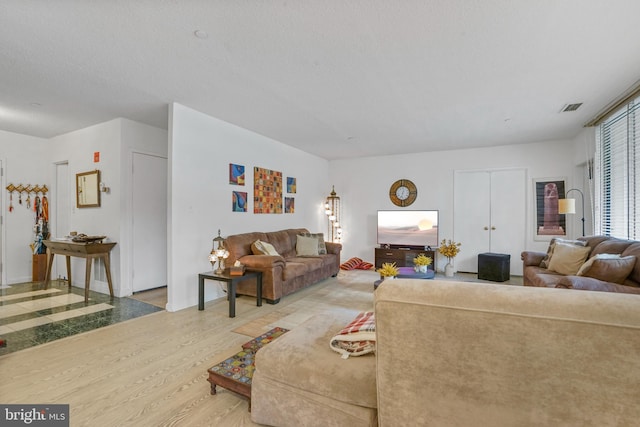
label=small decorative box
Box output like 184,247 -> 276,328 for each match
230,265 -> 246,276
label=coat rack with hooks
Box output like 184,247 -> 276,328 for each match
5,183 -> 49,213
6,183 -> 49,194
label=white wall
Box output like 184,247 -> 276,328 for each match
329,139 -> 580,273
49,118 -> 167,297
119,119 -> 169,296
0,130 -> 51,284
168,103 -> 329,312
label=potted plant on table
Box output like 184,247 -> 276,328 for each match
377,262 -> 399,280
413,254 -> 433,273
438,239 -> 461,277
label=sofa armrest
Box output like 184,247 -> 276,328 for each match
521,251 -> 546,267
557,276 -> 640,294
239,254 -> 286,269
325,242 -> 342,255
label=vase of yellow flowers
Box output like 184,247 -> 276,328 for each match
413,253 -> 433,273
377,262 -> 399,280
438,239 -> 461,277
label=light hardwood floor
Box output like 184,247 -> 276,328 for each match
0,270 -> 377,427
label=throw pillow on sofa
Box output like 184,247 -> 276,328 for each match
297,232 -> 327,255
540,238 -> 587,268
547,242 -> 591,275
576,254 -> 636,284
299,232 -> 327,254
251,240 -> 280,256
296,234 -> 320,256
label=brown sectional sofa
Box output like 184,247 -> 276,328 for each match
225,228 -> 341,304
522,235 -> 640,294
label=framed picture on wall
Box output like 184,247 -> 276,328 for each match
287,177 -> 296,193
232,191 -> 248,212
533,177 -> 567,241
229,163 -> 245,185
285,197 -> 294,213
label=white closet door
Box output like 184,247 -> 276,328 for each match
490,169 -> 526,276
454,171 -> 491,273
132,153 -> 168,292
454,169 -> 525,275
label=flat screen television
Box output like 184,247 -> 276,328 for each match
377,210 -> 439,248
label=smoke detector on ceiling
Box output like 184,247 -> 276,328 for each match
560,103 -> 583,112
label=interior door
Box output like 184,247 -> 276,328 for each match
132,152 -> 168,292
0,159 -> 3,286
454,171 -> 491,273
489,169 -> 526,276
55,162 -> 70,281
454,169 -> 526,275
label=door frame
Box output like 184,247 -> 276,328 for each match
0,158 -> 5,286
127,149 -> 168,296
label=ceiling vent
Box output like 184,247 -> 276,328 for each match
561,103 -> 583,112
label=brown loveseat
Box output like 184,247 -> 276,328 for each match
522,235 -> 640,294
225,228 -> 341,304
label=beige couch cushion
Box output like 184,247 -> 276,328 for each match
547,242 -> 590,275
375,279 -> 640,426
254,309 -> 377,409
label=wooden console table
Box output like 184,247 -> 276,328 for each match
42,239 -> 117,302
375,247 -> 436,269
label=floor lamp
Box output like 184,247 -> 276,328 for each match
558,188 -> 585,236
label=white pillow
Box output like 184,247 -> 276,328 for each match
296,235 -> 320,256
251,240 -> 280,256
547,242 -> 591,275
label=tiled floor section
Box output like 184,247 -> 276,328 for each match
0,281 -> 163,355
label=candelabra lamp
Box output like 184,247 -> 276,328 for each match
324,185 -> 343,243
558,188 -> 585,236
208,229 -> 230,274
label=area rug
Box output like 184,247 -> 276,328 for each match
231,306 -> 297,337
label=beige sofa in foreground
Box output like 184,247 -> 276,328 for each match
252,279 -> 640,426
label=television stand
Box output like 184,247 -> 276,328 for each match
375,247 -> 436,269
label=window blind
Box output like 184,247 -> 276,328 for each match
595,96 -> 640,239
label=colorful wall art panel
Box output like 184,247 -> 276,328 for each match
233,191 -> 248,212
254,166 -> 283,214
229,163 -> 245,185
287,177 -> 296,193
285,197 -> 295,213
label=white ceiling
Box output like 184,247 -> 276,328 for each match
2,1 -> 640,160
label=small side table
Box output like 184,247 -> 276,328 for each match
198,270 -> 262,317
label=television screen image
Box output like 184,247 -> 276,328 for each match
377,210 -> 439,248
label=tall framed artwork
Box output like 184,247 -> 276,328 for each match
533,177 -> 567,240
254,166 -> 283,214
